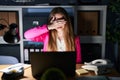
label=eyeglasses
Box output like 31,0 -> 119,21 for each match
53,17 -> 66,23
50,16 -> 67,24
55,17 -> 65,20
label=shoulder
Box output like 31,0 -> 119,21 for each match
74,35 -> 80,43
74,35 -> 80,40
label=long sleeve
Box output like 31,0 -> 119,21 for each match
24,24 -> 49,42
75,36 -> 82,63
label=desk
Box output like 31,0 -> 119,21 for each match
76,64 -> 120,77
0,64 -> 120,80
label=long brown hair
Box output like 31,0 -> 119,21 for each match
47,7 -> 75,51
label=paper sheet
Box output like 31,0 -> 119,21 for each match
0,63 -> 31,73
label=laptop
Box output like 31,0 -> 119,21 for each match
30,51 -> 76,79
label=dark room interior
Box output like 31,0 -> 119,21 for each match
0,0 -> 120,80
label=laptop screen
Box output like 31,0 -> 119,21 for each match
30,51 -> 76,79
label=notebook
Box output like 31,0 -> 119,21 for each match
30,51 -> 76,79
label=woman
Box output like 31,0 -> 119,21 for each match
24,7 -> 82,63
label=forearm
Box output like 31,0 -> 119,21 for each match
24,24 -> 49,39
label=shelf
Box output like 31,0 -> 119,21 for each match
80,36 -> 105,43
0,5 -> 107,63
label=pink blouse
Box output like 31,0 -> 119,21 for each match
24,24 -> 82,63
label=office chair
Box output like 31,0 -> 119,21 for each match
0,56 -> 19,64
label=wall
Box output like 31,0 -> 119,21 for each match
0,0 -> 76,5
0,0 -> 108,5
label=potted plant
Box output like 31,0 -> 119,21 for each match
106,0 -> 120,46
106,0 -> 120,72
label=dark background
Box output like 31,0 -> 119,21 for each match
0,0 -> 120,72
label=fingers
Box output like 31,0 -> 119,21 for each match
52,20 -> 66,28
50,16 -> 56,24
48,17 -> 66,30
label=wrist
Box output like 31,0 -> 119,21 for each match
47,25 -> 51,30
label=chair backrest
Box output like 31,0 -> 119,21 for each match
0,56 -> 19,64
